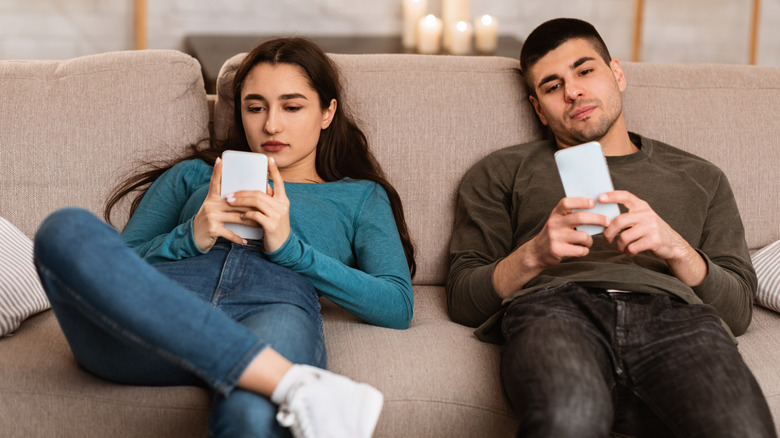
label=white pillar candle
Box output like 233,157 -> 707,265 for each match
417,14 -> 443,54
402,0 -> 427,50
442,0 -> 470,52
449,20 -> 472,55
474,14 -> 498,54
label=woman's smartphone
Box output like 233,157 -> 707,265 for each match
220,150 -> 268,240
554,141 -> 620,235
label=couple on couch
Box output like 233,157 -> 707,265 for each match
31,18 -> 776,438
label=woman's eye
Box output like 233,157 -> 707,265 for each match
285,106 -> 301,112
247,106 -> 266,113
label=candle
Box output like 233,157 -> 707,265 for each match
442,0 -> 470,52
449,20 -> 472,55
402,0 -> 427,51
474,14 -> 498,54
417,14 -> 442,54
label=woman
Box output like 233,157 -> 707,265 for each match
33,38 -> 415,438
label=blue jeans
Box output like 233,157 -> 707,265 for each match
33,208 -> 325,437
501,282 -> 776,438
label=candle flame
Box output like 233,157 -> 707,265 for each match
424,14 -> 437,26
456,21 -> 468,32
481,15 -> 493,26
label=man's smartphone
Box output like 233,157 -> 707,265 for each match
220,150 -> 268,240
554,141 -> 620,235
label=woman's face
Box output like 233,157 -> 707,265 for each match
240,62 -> 336,182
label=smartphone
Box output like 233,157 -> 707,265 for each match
220,150 -> 268,240
554,141 -> 620,235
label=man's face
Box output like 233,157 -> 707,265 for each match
526,38 -> 627,148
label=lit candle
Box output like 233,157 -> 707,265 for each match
474,15 -> 498,54
449,20 -> 472,55
417,14 -> 442,54
442,0 -> 470,52
402,0 -> 427,51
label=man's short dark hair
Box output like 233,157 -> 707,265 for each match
519,18 -> 612,96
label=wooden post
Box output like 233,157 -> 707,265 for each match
631,0 -> 644,62
750,0 -> 761,65
134,0 -> 147,50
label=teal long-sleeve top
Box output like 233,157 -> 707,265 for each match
121,159 -> 413,329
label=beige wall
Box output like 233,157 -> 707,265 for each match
0,0 -> 777,66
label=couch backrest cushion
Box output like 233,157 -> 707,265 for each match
215,53 -> 544,286
0,50 -> 209,237
620,62 -> 780,251
216,54 -> 779,286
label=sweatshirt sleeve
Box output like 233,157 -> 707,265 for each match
690,172 -> 757,336
446,157 -> 511,327
121,161 -> 209,264
266,184 -> 413,330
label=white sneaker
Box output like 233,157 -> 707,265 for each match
274,365 -> 384,438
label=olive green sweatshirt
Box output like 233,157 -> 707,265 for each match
446,133 -> 757,343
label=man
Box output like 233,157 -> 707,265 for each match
446,18 -> 776,437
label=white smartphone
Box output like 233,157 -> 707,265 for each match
220,150 -> 268,240
554,141 -> 620,235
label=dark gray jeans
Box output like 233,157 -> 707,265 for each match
501,282 -> 776,438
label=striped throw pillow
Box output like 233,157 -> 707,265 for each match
0,217 -> 50,336
752,240 -> 780,313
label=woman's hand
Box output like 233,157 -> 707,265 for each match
226,157 -> 291,253
192,157 -> 254,252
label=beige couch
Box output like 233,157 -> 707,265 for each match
0,49 -> 778,437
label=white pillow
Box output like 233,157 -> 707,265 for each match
0,217 -> 50,336
752,239 -> 780,313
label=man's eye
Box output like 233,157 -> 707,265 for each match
580,69 -> 593,76
545,84 -> 560,94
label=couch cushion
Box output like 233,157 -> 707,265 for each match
215,53 -> 544,286
0,50 -> 210,237
737,306 -> 780,428
0,311 -> 210,437
322,285 -> 517,436
0,217 -> 49,337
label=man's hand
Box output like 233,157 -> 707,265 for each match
493,197 -> 610,298
599,190 -> 707,286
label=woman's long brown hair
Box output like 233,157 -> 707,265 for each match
105,37 -> 416,277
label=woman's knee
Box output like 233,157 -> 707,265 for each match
34,208 -> 106,265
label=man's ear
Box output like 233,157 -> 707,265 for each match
610,59 -> 627,93
528,95 -> 548,126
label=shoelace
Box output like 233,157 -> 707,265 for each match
276,378 -> 317,438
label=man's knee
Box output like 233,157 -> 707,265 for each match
513,389 -> 613,438
501,333 -> 614,438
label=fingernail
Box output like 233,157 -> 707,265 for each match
242,239 -> 248,245
227,195 -> 236,202
270,157 -> 275,164
215,157 -> 221,164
